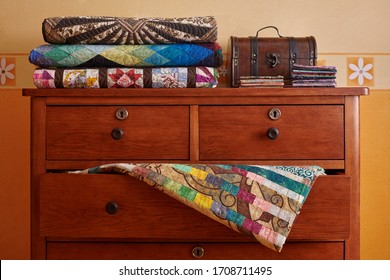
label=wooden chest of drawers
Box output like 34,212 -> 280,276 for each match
23,87 -> 368,260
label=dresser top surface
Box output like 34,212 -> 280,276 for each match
23,87 -> 369,97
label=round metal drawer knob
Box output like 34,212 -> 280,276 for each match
105,201 -> 119,215
111,127 -> 124,140
266,127 -> 279,140
192,246 -> 205,258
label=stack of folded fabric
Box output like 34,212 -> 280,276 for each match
239,75 -> 284,88
29,16 -> 223,89
291,64 -> 337,87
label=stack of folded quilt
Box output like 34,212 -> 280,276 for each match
239,75 -> 284,88
291,64 -> 337,87
29,16 -> 223,88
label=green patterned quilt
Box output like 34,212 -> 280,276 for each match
72,163 -> 325,252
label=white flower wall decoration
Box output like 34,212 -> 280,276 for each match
347,57 -> 374,87
0,57 -> 16,86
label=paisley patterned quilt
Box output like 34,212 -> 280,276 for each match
72,163 -> 325,252
42,16 -> 218,45
29,43 -> 223,68
33,67 -> 219,88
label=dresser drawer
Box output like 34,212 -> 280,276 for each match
39,173 -> 350,240
47,241 -> 344,260
199,105 -> 344,160
46,105 -> 189,160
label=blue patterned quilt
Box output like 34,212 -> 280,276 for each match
29,43 -> 223,68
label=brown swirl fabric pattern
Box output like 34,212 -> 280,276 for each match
42,16 -> 218,45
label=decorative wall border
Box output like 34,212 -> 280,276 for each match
0,52 -> 389,90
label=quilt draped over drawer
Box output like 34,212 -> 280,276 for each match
71,163 -> 325,252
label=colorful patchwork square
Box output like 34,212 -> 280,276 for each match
107,68 -> 143,88
243,218 -> 262,234
226,210 -> 245,225
210,201 -> 228,218
33,69 -> 55,88
63,69 -> 99,88
237,189 -> 256,204
178,186 -> 197,201
152,68 -> 187,88
195,67 -> 218,88
194,193 -> 213,209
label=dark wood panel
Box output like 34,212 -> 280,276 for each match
40,174 -> 350,240
344,96 -> 361,259
47,241 -> 344,260
30,98 -> 47,259
46,106 -> 189,160
199,105 -> 344,160
22,87 -> 369,97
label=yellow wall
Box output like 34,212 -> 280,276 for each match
1,0 -> 389,259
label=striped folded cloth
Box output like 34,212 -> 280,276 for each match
292,64 -> 337,87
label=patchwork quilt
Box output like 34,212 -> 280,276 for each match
33,67 -> 219,88
29,43 -> 223,68
72,163 -> 325,252
42,16 -> 218,45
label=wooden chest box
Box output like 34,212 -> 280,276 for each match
231,26 -> 317,86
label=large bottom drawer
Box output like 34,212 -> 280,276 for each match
47,241 -> 345,260
39,173 -> 350,241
